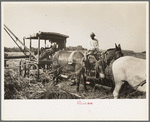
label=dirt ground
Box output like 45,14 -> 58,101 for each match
4,58 -> 146,99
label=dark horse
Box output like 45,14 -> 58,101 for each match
95,43 -> 124,91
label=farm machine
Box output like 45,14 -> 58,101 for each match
4,24 -> 69,79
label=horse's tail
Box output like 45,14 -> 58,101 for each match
110,80 -> 115,92
95,59 -> 106,79
110,67 -> 116,92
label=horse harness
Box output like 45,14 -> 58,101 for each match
102,50 -> 117,66
53,50 -> 118,80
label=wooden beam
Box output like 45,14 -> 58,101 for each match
4,25 -> 37,59
23,37 -> 26,54
64,39 -> 66,49
45,40 -> 46,48
96,84 -> 111,90
4,28 -> 27,56
37,35 -> 40,79
4,55 -> 30,59
39,60 -> 52,64
29,36 -> 32,61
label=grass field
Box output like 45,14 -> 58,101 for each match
4,50 -> 146,99
5,52 -> 34,56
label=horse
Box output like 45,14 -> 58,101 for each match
33,44 -> 58,69
95,44 -> 124,91
112,56 -> 146,99
51,50 -> 87,92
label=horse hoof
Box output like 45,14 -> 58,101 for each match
85,88 -> 88,91
92,89 -> 95,92
84,88 -> 88,93
70,82 -> 76,86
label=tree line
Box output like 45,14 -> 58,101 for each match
4,45 -> 87,52
4,47 -> 37,52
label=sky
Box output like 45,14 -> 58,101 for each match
2,2 -> 148,52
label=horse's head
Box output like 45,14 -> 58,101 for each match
34,49 -> 38,55
34,49 -> 43,56
96,44 -> 123,80
51,43 -> 57,51
103,43 -> 123,65
114,43 -> 124,60
40,47 -> 45,54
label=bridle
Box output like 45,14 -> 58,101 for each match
102,50 -> 113,65
102,49 -> 121,66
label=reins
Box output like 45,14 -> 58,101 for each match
102,50 -> 117,66
48,62 -> 68,74
134,80 -> 146,90
99,80 -> 146,99
48,59 -> 84,81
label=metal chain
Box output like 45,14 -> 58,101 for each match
99,80 -> 146,99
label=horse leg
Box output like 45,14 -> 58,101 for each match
92,79 -> 96,92
53,69 -> 61,85
76,71 -> 81,92
113,82 -> 124,99
75,64 -> 83,92
82,68 -> 87,91
110,80 -> 115,92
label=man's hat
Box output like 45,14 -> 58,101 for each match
90,32 -> 95,38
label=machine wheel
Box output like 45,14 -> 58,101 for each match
19,60 -> 27,77
19,60 -> 22,75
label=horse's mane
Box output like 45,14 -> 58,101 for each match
106,48 -> 115,51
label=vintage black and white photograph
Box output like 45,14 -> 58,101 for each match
2,1 -> 149,120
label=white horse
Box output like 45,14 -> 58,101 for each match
112,56 -> 146,99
